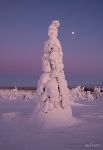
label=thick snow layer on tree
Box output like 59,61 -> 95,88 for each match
34,20 -> 72,128
0,88 -> 35,101
37,107 -> 76,129
45,79 -> 59,98
69,86 -> 103,102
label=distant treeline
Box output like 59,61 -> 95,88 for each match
0,87 -> 36,90
0,86 -> 103,92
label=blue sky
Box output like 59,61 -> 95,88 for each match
0,0 -> 103,86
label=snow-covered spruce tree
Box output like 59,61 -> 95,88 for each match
35,20 -> 72,128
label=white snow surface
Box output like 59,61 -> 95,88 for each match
0,89 -> 103,150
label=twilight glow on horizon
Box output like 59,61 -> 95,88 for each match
0,0 -> 103,86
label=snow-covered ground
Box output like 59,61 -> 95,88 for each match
0,88 -> 103,150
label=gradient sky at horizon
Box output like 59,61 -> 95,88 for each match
0,0 -> 103,86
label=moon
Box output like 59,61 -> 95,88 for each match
72,31 -> 75,35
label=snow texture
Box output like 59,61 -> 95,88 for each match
35,20 -> 72,128
0,94 -> 103,150
70,86 -> 102,102
0,87 -> 35,101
